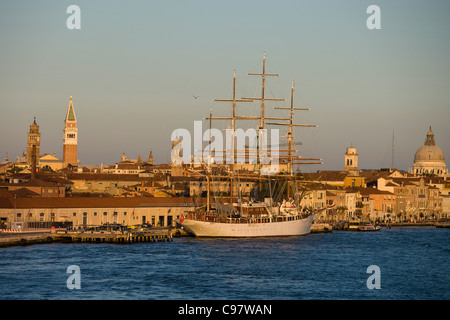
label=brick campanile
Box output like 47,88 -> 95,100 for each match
63,95 -> 78,167
26,117 -> 41,166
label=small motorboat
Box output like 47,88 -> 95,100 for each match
358,223 -> 381,232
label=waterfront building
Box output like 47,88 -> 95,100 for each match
324,189 -> 347,221
411,127 -> 447,176
301,187 -> 327,212
357,188 -> 396,222
358,190 -> 375,220
344,190 -> 358,219
63,96 -> 78,167
0,196 -> 203,229
378,177 -> 445,220
442,195 -> 450,219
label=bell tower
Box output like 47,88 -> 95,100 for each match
63,95 -> 78,167
148,150 -> 154,165
26,117 -> 40,166
344,145 -> 359,176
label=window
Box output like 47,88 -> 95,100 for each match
73,212 -> 77,217
103,212 -> 107,216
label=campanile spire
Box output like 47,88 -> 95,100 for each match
63,95 -> 78,167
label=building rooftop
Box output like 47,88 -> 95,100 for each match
0,196 -> 206,209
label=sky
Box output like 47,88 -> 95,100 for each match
1,0 -> 449,172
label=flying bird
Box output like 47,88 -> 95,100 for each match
192,95 -> 200,99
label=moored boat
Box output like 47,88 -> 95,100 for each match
357,222 -> 381,232
180,199 -> 321,237
178,54 -> 324,238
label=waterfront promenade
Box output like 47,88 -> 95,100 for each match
0,229 -> 54,247
0,227 -> 174,247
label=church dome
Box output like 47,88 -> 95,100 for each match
412,127 -> 447,176
414,127 -> 445,162
414,145 -> 445,162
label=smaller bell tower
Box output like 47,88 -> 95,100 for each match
344,145 -> 359,176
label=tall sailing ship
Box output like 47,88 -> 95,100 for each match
178,53 -> 326,237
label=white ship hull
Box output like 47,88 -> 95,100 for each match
180,214 -> 315,238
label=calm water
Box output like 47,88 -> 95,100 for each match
0,228 -> 448,300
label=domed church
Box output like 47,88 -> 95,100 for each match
411,127 -> 447,176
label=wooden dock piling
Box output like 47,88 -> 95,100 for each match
53,228 -> 173,244
0,227 -> 178,247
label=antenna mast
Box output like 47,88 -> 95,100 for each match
391,130 -> 395,169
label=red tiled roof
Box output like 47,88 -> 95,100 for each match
354,187 -> 395,196
0,196 -> 206,209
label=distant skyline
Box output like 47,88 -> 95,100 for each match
1,0 -> 449,172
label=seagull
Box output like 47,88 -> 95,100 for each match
191,95 -> 199,99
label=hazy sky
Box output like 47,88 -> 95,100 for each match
1,0 -> 449,172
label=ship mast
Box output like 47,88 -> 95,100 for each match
206,108 -> 212,213
208,71 -> 253,203
242,53 -> 286,193
243,52 -> 285,130
268,81 -> 322,198
205,54 -> 322,204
